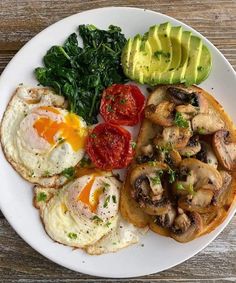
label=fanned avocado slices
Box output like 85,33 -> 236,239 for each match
121,22 -> 212,86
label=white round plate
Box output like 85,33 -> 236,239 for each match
0,7 -> 235,278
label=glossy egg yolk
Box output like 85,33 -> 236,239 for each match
33,106 -> 87,151
77,177 -> 103,212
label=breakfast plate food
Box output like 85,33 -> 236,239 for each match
0,7 -> 236,278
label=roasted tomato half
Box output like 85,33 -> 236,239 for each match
100,84 -> 145,126
86,122 -> 134,170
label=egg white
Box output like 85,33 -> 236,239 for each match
85,214 -> 148,255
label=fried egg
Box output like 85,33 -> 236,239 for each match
35,173 -> 147,252
38,173 -> 120,247
1,86 -> 87,186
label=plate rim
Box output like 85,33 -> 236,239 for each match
0,6 -> 236,278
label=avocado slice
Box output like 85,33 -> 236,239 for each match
156,22 -> 172,73
171,31 -> 192,84
147,23 -> 172,84
196,45 -> 212,84
121,38 -> 133,78
184,35 -> 203,85
125,34 -> 142,80
133,35 -> 152,84
146,25 -> 162,75
158,26 -> 183,84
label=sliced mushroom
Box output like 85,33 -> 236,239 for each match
178,189 -> 215,213
136,144 -> 154,164
213,130 -> 236,171
130,163 -> 170,215
155,143 -> 182,167
212,170 -> 232,206
196,141 -> 218,169
164,149 -> 182,167
170,211 -> 203,242
194,93 -> 208,114
178,135 -> 201,157
174,158 -> 223,196
145,101 -> 175,126
154,123 -> 192,150
136,155 -> 153,164
141,144 -> 154,157
167,87 -> 208,113
175,104 -> 198,120
192,113 -> 224,135
167,87 -> 191,105
154,206 -> 177,228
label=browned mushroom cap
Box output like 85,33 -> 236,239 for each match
175,104 -> 198,120
154,123 -> 192,150
178,135 -> 201,157
167,87 -> 191,105
144,101 -> 175,126
178,189 -> 215,213
170,211 -> 203,242
213,130 -> 236,171
154,206 -> 177,228
212,170 -> 232,206
130,163 -> 171,215
174,158 -> 223,196
141,144 -> 154,157
192,113 -> 224,135
167,87 -> 208,113
196,141 -> 218,169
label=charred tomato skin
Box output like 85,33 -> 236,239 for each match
86,122 -> 134,170
100,84 -> 145,126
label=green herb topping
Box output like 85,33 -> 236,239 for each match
79,156 -> 92,167
131,141 -> 136,149
198,127 -> 206,134
62,167 -> 75,180
112,195 -> 117,203
174,112 -> 189,128
103,195 -> 111,208
154,50 -> 171,60
176,183 -> 185,190
107,105 -> 114,112
168,168 -> 176,183
91,215 -> 103,223
106,221 -> 112,227
120,98 -> 127,104
44,171 -> 50,177
150,170 -> 163,185
37,192 -> 47,202
57,137 -> 65,144
68,232 -> 77,240
156,143 -> 172,154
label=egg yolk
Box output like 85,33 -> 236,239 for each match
33,107 -> 87,151
77,177 -> 103,212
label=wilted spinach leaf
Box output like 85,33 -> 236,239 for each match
35,24 -> 127,124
